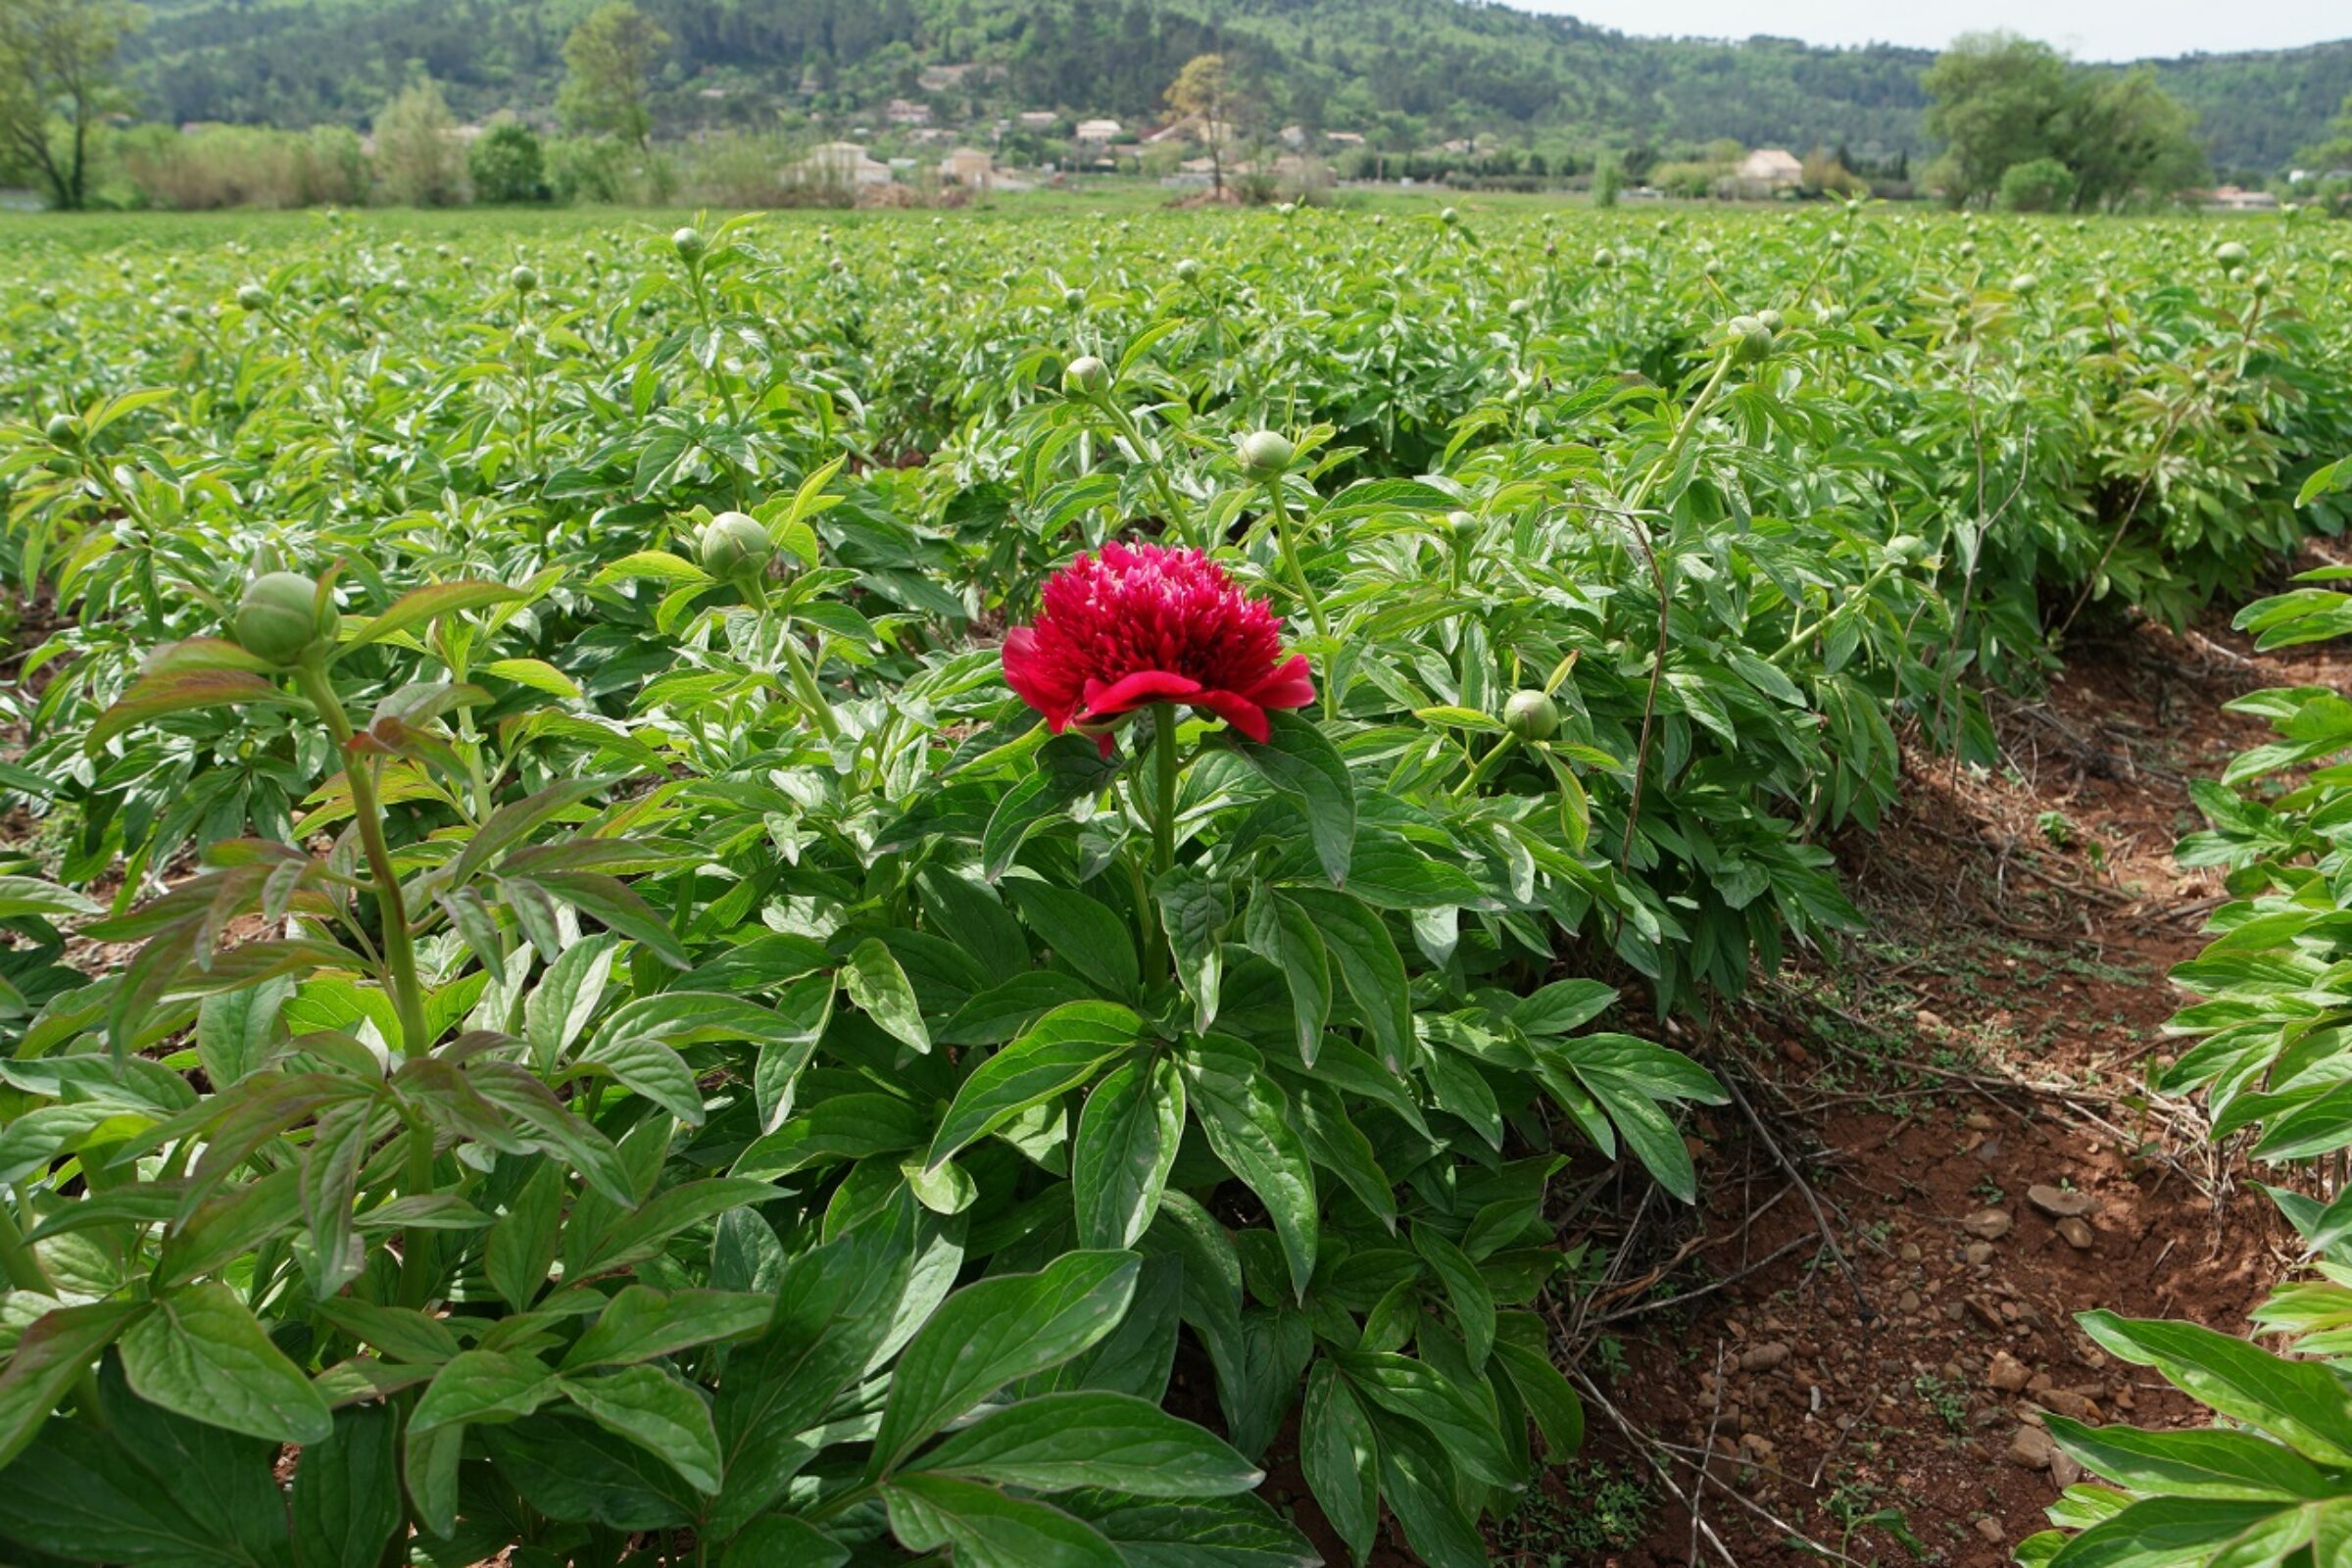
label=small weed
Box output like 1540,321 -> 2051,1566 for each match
1492,1461 -> 1656,1563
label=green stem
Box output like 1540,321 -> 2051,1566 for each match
743,575 -> 841,742
1450,734 -> 1521,802
293,662 -> 430,1058
1627,350 -> 1734,517
1151,702 -> 1180,880
1770,560 -> 1901,665
1097,396 -> 1192,548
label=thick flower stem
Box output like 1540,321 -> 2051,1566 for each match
293,662 -> 429,1060
1095,397 -> 1192,549
1261,479 -> 1331,646
1150,702 -> 1181,881
743,575 -> 841,742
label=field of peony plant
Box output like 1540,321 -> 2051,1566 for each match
0,202 -> 2345,1567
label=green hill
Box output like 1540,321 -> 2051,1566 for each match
122,0 -> 2352,175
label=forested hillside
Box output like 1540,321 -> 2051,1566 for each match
121,0 -> 2352,173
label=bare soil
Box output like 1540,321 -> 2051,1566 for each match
1537,614 -> 2348,1568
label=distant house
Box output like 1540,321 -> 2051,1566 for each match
939,147 -> 995,190
2207,184 -> 2280,211
1277,124 -> 1306,150
1325,131 -> 1366,148
1018,110 -> 1059,130
788,141 -> 893,189
885,98 -> 932,126
917,64 -> 972,92
1736,148 -> 1804,187
1074,118 -> 1123,147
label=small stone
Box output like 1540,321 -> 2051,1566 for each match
1899,1242 -> 1923,1263
1973,1139 -> 2004,1165
1976,1517 -> 2007,1544
1964,1111 -> 1997,1131
2043,1390 -> 2100,1421
1916,1008 -> 1947,1031
2009,1426 -> 2055,1470
1963,1208 -> 2014,1240
1965,1242 -> 1995,1266
2056,1216 -> 2095,1250
2029,1185 -> 2100,1219
1740,1342 -> 1791,1373
1740,1432 -> 1777,1465
1898,1290 -> 1921,1313
2052,1452 -> 2083,1488
1944,1300 -> 1968,1322
1987,1351 -> 2031,1393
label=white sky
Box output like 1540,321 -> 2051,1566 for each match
1512,0 -> 2347,62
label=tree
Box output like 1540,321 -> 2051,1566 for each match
2060,68 -> 2204,210
559,1 -> 669,150
1926,33 -> 2205,211
1923,32 -> 2069,208
468,119 -> 547,204
1164,52 -> 1235,197
1997,156 -> 2077,212
0,0 -> 138,211
373,76 -> 466,207
2296,90 -> 2352,172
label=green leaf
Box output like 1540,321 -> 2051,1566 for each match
562,1287 -> 773,1371
1008,882 -> 1141,1000
722,1516 -> 848,1568
843,936 -> 931,1054
119,1283 -> 331,1445
1182,1036 -> 1318,1302
1244,888 -> 1330,1066
884,1472 -> 1124,1568
1072,1054 -> 1184,1250
1301,1361 -> 1380,1567
485,1158 -> 565,1310
91,667 -> 302,752
559,1364 -> 724,1494
2043,1496 -> 2303,1568
2043,1413 -> 2335,1502
910,1390 -> 1261,1495
1511,978 -> 1617,1037
570,1033 -> 706,1124
532,870 -> 690,970
1153,865 -> 1230,1032
1413,1225 -> 1496,1368
409,1348 -> 560,1433
1060,1492 -> 1320,1567
293,1404 -> 403,1568
0,1300 -> 143,1468
339,580 -> 523,653
2078,1312 -> 2352,1466
1284,888 -> 1411,1071
871,1250 -> 1141,1473
1494,1328 -> 1584,1461
0,875 -> 99,921
1335,1349 -> 1516,1488
925,1001 -> 1139,1171
195,974 -> 293,1090
1232,710 -> 1356,885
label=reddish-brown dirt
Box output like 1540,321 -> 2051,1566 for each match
1534,614 -> 2347,1568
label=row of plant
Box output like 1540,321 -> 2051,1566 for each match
2021,454 -> 2352,1568
0,206 -> 2344,1566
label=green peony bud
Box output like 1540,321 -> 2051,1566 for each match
509,265 -> 537,293
1728,315 -> 1774,366
1062,355 -> 1111,397
1502,689 -> 1561,742
2214,240 -> 2250,269
236,282 -> 269,312
234,571 -> 338,665
44,413 -> 81,448
1887,534 -> 1930,564
672,226 -> 708,262
698,511 -> 774,581
1236,429 -> 1295,480
1175,258 -> 1201,282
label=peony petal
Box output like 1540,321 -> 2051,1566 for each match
1192,689 -> 1272,743
1003,627 -> 1078,728
1080,669 -> 1203,719
1240,655 -> 1317,712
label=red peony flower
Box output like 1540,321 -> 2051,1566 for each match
1003,542 -> 1315,750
